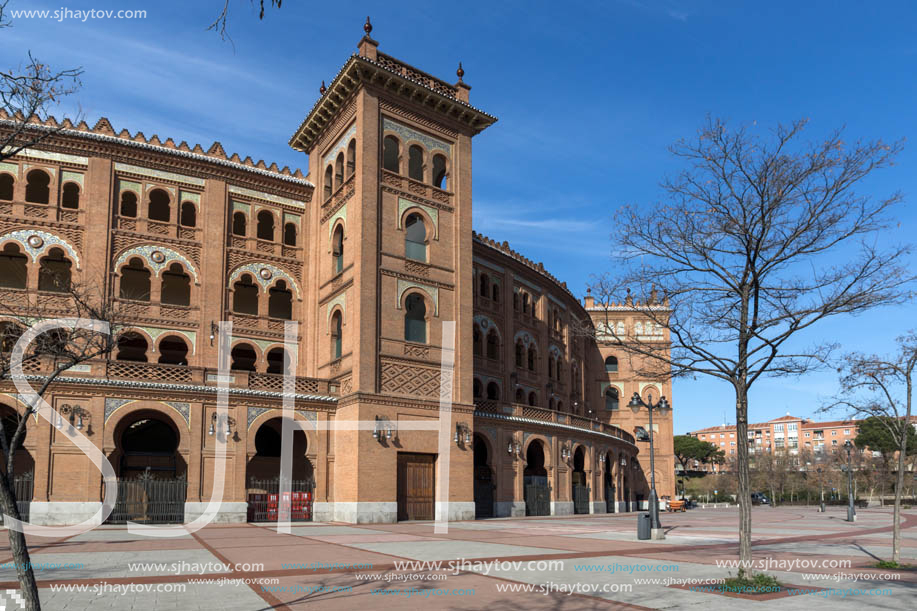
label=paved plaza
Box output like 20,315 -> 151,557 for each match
0,506 -> 914,609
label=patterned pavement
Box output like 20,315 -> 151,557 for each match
0,506 -> 913,609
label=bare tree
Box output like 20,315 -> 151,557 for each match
208,0 -> 282,41
825,332 -> 916,565
0,0 -> 83,164
586,117 -> 913,564
0,281 -> 121,610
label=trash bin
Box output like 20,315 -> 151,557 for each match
637,512 -> 651,540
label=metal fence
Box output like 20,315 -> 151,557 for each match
12,471 -> 33,523
246,478 -> 315,522
107,470 -> 187,524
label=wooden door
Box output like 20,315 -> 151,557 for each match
397,453 -> 435,521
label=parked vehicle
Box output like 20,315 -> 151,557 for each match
751,492 -> 770,506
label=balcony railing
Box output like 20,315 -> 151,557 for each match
5,356 -> 336,397
474,400 -> 635,445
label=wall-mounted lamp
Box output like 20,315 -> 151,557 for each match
454,422 -> 472,447
507,440 -> 522,459
373,416 -> 394,443
561,443 -> 571,462
209,412 -> 235,439
598,453 -> 607,467
620,456 -> 627,467
209,321 -> 218,346
57,403 -> 92,435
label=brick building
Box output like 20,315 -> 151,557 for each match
0,24 -> 674,525
687,414 -> 861,473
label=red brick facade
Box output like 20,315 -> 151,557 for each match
0,31 -> 672,524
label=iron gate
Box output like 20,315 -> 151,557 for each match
474,465 -> 494,519
12,471 -> 33,523
107,470 -> 187,524
524,482 -> 551,516
573,484 -> 590,514
605,484 -> 615,513
247,478 -> 314,522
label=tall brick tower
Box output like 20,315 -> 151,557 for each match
288,18 -> 497,522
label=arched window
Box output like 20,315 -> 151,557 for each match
119,258 -> 151,301
548,357 -> 555,379
515,341 -> 524,367
180,202 -> 196,227
513,292 -> 520,311
116,332 -> 148,362
323,165 -> 333,199
230,343 -> 257,371
0,243 -> 28,289
404,293 -> 426,344
268,280 -> 292,319
486,329 -> 499,359
408,145 -> 424,181
120,191 -> 137,217
332,224 -> 344,274
232,274 -> 259,315
266,347 -> 290,374
61,182 -> 80,209
527,345 -> 536,371
0,174 -> 13,201
161,263 -> 190,306
473,378 -> 482,399
346,139 -> 356,178
557,401 -> 563,412
404,213 -> 426,262
514,388 -> 524,404
330,311 -> 343,360
383,136 -> 399,172
256,210 -> 275,241
334,152 -> 344,189
25,170 -> 49,204
486,382 -> 500,400
522,293 -> 530,314
473,325 -> 482,356
283,222 -> 297,246
232,211 -> 246,236
605,355 -> 618,373
37,248 -> 71,292
492,283 -> 501,303
148,189 -> 170,222
605,387 -> 620,411
479,273 -> 489,297
549,398 -> 555,410
158,335 -> 188,365
528,392 -> 537,407
432,154 -> 447,189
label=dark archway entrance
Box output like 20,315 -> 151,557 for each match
523,440 -> 550,516
473,435 -> 494,519
0,406 -> 34,521
108,411 -> 187,524
246,417 -> 314,522
604,451 -> 616,513
572,446 -> 589,514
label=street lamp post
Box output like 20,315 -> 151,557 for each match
817,467 -> 825,513
627,391 -> 671,539
844,440 -> 856,522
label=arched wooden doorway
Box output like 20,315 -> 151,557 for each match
0,405 -> 34,522
572,446 -> 589,514
523,439 -> 550,516
245,416 -> 315,522
473,434 -> 494,519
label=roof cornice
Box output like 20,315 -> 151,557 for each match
289,54 -> 498,152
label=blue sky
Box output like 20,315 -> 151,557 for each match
3,1 -> 915,433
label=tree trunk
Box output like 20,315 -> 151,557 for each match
0,474 -> 40,610
735,387 -> 752,564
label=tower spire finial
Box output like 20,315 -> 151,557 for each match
319,80 -> 326,95
456,61 -> 465,82
364,16 -> 373,36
